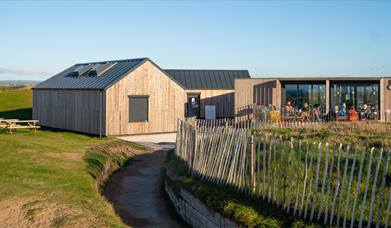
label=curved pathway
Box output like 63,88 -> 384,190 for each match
104,133 -> 183,227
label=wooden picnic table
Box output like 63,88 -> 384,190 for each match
0,119 -> 18,129
1,119 -> 19,123
0,119 -> 40,134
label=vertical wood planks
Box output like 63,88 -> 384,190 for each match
175,119 -> 390,227
310,142 -> 323,221
376,148 -> 390,227
350,147 -> 367,228
343,145 -> 359,228
358,148 -> 375,227
336,145 -> 351,226
367,148 -> 383,227
317,143 -> 329,220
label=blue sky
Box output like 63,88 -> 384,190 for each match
1,1 -> 391,81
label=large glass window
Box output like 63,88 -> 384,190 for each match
330,82 -> 379,111
282,82 -> 326,110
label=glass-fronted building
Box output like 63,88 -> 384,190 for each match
282,82 -> 326,110
330,82 -> 379,112
235,77 -> 391,121
281,80 -> 380,112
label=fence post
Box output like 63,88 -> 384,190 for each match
358,148 -> 375,227
367,148 -> 383,227
250,135 -> 256,194
336,145 -> 351,226
350,147 -> 367,228
375,148 -> 390,227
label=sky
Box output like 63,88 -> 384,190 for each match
1,0 -> 391,81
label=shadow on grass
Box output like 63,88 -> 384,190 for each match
0,108 -> 32,120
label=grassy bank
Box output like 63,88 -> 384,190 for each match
0,86 -> 32,119
259,121 -> 391,147
165,151 -> 320,228
0,87 -> 147,227
175,119 -> 391,227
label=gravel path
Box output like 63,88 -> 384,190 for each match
104,135 -> 183,228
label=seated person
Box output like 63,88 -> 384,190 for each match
326,105 -> 338,121
363,104 -> 369,113
360,103 -> 369,119
301,102 -> 310,121
285,101 -> 295,116
368,105 -> 377,120
269,105 -> 282,127
348,106 -> 359,121
261,105 -> 269,121
338,103 -> 347,117
311,104 -> 322,121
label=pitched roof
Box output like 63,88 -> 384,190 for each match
164,69 -> 250,89
35,58 -> 149,90
34,58 -> 251,90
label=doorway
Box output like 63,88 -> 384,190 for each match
186,93 -> 200,118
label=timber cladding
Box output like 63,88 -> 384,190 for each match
234,78 -> 279,112
382,77 -> 391,120
105,61 -> 186,135
32,89 -> 105,135
185,89 -> 235,118
32,57 -> 248,136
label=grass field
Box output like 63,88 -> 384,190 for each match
261,121 -> 391,147
0,86 -> 32,119
0,87 -> 145,227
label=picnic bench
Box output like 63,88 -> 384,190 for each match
0,119 -> 40,134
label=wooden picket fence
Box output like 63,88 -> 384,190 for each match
187,117 -> 321,129
175,119 -> 391,227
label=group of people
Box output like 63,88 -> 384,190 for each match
256,101 -> 378,123
326,103 -> 378,121
284,101 -> 321,121
326,103 -> 350,121
284,101 -> 378,122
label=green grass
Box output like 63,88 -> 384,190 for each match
0,87 -> 146,227
175,120 -> 391,226
165,151 -> 320,228
258,121 -> 391,147
0,86 -> 32,119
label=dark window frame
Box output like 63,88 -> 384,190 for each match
329,81 -> 380,110
281,81 -> 327,110
128,95 -> 149,123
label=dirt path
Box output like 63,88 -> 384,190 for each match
104,139 -> 183,228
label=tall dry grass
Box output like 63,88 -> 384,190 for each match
262,121 -> 391,147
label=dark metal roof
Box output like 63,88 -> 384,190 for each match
35,58 -> 251,90
35,58 -> 148,90
164,69 -> 250,89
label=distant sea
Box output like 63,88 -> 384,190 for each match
0,80 -> 40,87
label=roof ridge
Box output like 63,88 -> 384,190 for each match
76,57 -> 148,66
164,69 -> 249,72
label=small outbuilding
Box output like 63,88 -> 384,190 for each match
33,58 -> 250,136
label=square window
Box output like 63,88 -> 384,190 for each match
129,96 -> 149,122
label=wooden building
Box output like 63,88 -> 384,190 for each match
33,58 -> 249,136
235,77 -> 391,121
